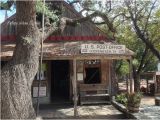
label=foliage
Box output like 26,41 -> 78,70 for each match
127,92 -> 142,105
115,92 -> 142,107
36,0 -> 59,23
115,60 -> 129,76
115,93 -> 127,105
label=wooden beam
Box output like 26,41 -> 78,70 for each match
129,59 -> 134,93
72,59 -> 78,117
108,60 -> 112,96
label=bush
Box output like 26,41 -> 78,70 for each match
115,93 -> 127,105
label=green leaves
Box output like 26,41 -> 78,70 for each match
115,93 -> 127,105
36,0 -> 59,22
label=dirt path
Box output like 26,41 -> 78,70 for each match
141,95 -> 155,106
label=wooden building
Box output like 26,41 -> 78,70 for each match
1,1 -> 134,107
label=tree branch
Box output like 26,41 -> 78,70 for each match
143,0 -> 157,34
125,1 -> 160,60
40,11 -> 116,41
137,46 -> 149,74
0,0 -> 14,10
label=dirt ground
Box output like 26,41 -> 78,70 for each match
118,80 -> 155,106
141,95 -> 155,106
38,104 -> 126,119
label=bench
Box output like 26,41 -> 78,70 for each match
79,84 -> 110,105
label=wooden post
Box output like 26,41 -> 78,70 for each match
129,59 -> 134,93
147,79 -> 149,94
126,75 -> 129,93
72,59 -> 78,117
108,60 -> 111,96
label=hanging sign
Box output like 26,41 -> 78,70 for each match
81,44 -> 126,54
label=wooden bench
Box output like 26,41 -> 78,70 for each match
79,84 -> 110,105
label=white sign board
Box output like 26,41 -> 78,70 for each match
33,87 -> 47,97
158,63 -> 160,71
81,44 -> 126,54
77,73 -> 83,81
156,72 -> 160,75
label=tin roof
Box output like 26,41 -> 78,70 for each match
1,41 -> 134,60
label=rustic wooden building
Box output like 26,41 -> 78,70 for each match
1,1 -> 134,107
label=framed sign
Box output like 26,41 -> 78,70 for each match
77,73 -> 83,81
33,86 -> 47,97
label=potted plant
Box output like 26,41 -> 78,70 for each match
127,92 -> 142,113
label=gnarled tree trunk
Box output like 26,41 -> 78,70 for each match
1,1 -> 40,119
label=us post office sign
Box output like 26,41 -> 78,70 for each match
81,44 -> 126,54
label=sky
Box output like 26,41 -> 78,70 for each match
0,0 -> 16,24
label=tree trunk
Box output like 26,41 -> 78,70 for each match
132,66 -> 140,92
1,1 -> 40,119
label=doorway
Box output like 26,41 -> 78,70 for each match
51,60 -> 70,103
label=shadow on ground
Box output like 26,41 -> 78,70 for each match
38,104 -> 127,119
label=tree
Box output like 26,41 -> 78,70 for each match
116,24 -> 158,91
117,0 -> 160,91
1,1 -> 40,119
124,0 -> 160,60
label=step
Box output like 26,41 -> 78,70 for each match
81,94 -> 109,97
81,100 -> 111,105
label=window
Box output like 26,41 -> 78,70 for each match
84,60 -> 101,84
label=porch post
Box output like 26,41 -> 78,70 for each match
126,75 -> 129,93
72,59 -> 78,117
108,60 -> 112,96
129,59 -> 134,93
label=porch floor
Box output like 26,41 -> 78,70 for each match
38,104 -> 126,119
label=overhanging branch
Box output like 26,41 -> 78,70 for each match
41,11 -> 115,40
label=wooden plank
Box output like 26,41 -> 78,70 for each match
79,84 -> 108,91
83,94 -> 109,97
81,101 -> 110,105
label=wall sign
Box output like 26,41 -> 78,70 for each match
33,86 -> 47,97
156,72 -> 160,75
81,44 -> 126,54
158,62 -> 160,71
77,73 -> 84,81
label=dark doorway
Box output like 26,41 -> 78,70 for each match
85,67 -> 101,84
51,60 -> 70,103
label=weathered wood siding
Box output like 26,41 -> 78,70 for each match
101,60 -> 110,86
1,15 -> 16,36
76,60 -> 110,87
32,61 -> 51,104
1,2 -> 105,39
60,3 -> 103,36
